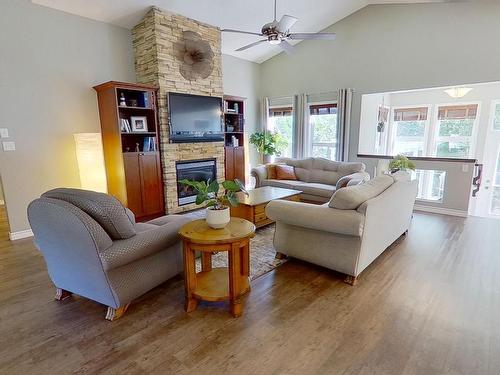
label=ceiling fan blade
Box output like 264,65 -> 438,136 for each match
278,40 -> 295,55
235,39 -> 268,52
221,29 -> 263,36
277,15 -> 298,33
289,33 -> 337,40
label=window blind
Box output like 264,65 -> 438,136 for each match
269,107 -> 292,117
394,107 -> 428,121
438,104 -> 478,120
309,103 -> 337,115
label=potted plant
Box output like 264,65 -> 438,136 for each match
249,131 -> 288,164
389,154 -> 416,173
179,178 -> 248,229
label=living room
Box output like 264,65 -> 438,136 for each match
1,0 -> 500,373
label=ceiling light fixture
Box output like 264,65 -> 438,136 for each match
444,87 -> 473,99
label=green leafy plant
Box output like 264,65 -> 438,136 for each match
389,154 -> 416,172
179,179 -> 248,210
249,131 -> 288,156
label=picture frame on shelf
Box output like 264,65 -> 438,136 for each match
130,116 -> 148,132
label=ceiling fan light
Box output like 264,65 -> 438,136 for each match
444,87 -> 473,99
268,35 -> 281,45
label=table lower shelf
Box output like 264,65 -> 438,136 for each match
193,267 -> 250,302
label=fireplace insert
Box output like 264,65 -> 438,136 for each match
176,159 -> 217,206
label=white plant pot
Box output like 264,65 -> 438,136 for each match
206,206 -> 230,229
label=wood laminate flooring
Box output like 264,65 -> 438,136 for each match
1,210 -> 499,374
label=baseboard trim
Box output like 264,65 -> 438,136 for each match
9,229 -> 34,241
414,204 -> 468,218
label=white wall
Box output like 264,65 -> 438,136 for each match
359,92 -> 391,154
260,2 -> 500,213
222,54 -> 262,174
0,0 -> 136,233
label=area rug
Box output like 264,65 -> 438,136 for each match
182,210 -> 287,280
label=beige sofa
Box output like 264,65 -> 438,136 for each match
251,157 -> 370,203
266,174 -> 418,284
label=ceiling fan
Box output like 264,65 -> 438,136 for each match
221,0 -> 336,55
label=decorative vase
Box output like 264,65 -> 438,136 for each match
263,154 -> 272,164
205,206 -> 230,229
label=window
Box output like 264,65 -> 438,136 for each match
269,107 -> 293,157
493,103 -> 500,131
435,105 -> 478,158
411,169 -> 446,202
390,107 -> 429,157
492,150 -> 500,215
309,103 -> 338,160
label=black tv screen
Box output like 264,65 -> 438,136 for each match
168,92 -> 223,143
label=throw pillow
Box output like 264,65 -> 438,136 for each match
328,175 -> 394,210
276,165 -> 298,180
266,164 -> 278,179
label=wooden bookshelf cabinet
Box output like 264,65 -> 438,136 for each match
224,95 -> 247,183
93,81 -> 165,221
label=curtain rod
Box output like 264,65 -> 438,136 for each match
265,89 -> 355,100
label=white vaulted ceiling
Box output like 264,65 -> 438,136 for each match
31,0 -> 448,63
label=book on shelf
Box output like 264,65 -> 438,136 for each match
120,118 -> 131,133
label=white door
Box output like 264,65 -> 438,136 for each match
474,100 -> 500,218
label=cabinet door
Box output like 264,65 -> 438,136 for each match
225,146 -> 235,180
139,152 -> 164,216
233,147 -> 246,182
123,153 -> 143,217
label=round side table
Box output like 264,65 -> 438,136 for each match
178,218 -> 256,317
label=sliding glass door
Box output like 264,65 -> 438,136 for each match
474,100 -> 500,217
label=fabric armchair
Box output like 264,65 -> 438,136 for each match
28,188 -> 191,321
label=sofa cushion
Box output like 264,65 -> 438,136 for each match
262,179 -> 296,190
42,188 -> 136,240
276,157 -> 313,182
328,175 -> 394,210
276,165 -> 297,180
292,182 -> 335,198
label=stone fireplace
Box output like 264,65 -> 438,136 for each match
176,159 -> 216,206
132,7 -> 225,213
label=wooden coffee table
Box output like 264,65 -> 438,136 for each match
230,186 -> 302,228
178,218 -> 256,317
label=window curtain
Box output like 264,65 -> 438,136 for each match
292,94 -> 307,158
337,88 -> 354,161
260,97 -> 270,132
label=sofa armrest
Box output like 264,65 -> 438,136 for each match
336,171 -> 371,190
251,165 -> 268,188
266,200 -> 364,237
98,217 -> 189,270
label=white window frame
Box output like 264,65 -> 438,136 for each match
307,100 -> 338,160
491,99 -> 500,131
387,104 -> 432,157
430,101 -> 481,159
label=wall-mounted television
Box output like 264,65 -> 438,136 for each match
168,92 -> 224,143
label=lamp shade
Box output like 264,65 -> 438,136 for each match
74,133 -> 107,193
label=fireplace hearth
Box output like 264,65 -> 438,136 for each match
176,159 -> 217,206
